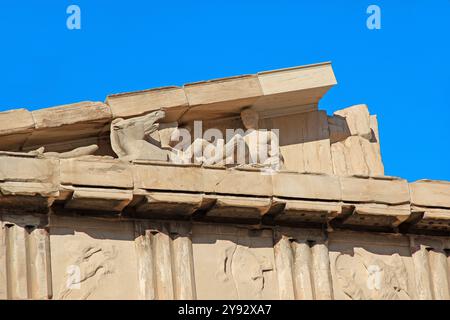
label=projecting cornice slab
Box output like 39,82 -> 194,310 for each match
109,62 -> 336,123
0,62 -> 336,151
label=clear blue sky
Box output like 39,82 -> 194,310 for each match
0,1 -> 449,182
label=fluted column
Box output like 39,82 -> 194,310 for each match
274,234 -> 295,299
411,243 -> 433,300
0,223 -> 7,299
172,224 -> 196,300
135,229 -> 156,300
311,242 -> 334,300
429,249 -> 450,300
292,240 -> 314,299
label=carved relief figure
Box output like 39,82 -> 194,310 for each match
199,108 -> 284,169
28,144 -> 99,159
58,243 -> 117,300
239,108 -> 284,170
334,248 -> 411,300
166,123 -> 218,165
108,108 -> 284,170
215,243 -> 274,299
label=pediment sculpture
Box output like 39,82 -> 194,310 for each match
110,110 -> 170,162
110,108 -> 284,171
2,108 -> 283,170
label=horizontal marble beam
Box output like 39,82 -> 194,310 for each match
0,155 -> 449,233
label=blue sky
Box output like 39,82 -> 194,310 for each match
0,1 -> 449,181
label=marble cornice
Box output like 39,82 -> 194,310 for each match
0,154 -> 448,235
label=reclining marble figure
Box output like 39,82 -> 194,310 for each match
28,144 -> 99,159
215,108 -> 284,170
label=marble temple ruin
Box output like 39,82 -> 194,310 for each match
0,62 -> 449,300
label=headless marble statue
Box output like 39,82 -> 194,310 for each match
240,108 -> 284,169
216,108 -> 284,170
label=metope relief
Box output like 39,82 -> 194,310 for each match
215,243 -> 274,299
58,243 -> 117,300
331,248 -> 412,300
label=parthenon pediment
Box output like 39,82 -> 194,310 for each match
0,62 -> 382,176
0,62 -> 336,153
0,62 -> 449,300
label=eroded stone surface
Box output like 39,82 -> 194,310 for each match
410,180 -> 450,209
107,87 -> 188,122
329,105 -> 384,177
0,109 -> 35,136
0,62 -> 448,300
